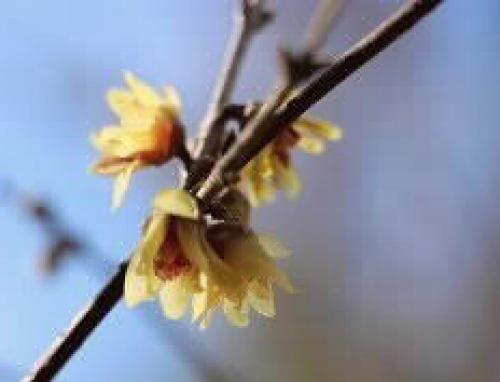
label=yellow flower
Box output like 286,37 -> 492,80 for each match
124,188 -> 293,328
240,116 -> 342,206
90,72 -> 183,209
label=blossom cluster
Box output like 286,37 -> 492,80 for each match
90,72 -> 341,327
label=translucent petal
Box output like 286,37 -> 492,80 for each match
124,71 -> 162,107
107,88 -> 156,127
112,160 -> 141,210
199,311 -> 213,329
192,291 -> 208,322
294,117 -> 343,140
176,220 -> 210,272
296,136 -> 325,154
123,215 -> 166,306
153,189 -> 199,220
223,299 -> 249,327
106,89 -> 137,119
249,281 -> 276,317
164,86 -> 181,116
222,232 -> 295,293
257,234 -> 291,259
198,228 -> 245,301
160,277 -> 190,319
124,250 -> 159,307
90,157 -> 129,175
251,154 -> 276,205
192,280 -> 221,327
91,126 -> 156,158
136,214 -> 168,275
272,158 -> 302,199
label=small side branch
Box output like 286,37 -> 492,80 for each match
187,0 -> 273,189
197,0 -> 444,202
21,261 -> 128,382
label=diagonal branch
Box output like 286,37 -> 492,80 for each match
21,261 -> 128,382
22,1 -> 444,381
197,0 -> 445,202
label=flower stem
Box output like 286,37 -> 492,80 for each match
197,0 -> 444,202
21,261 -> 128,382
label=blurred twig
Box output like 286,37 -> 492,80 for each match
198,0 -> 444,202
23,1 -> 444,381
188,0 -> 273,189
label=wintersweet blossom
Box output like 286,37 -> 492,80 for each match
124,188 -> 293,328
240,116 -> 342,206
90,72 -> 183,209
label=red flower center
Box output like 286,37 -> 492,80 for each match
154,220 -> 192,280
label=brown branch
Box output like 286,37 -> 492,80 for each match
302,0 -> 344,54
21,261 -> 128,382
197,0 -> 445,201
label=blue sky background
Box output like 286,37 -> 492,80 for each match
0,1 -> 499,381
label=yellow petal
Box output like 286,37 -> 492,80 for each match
159,277 -> 190,319
136,214 -> 168,275
164,86 -> 181,116
106,89 -> 137,119
199,311 -> 213,330
294,118 -> 343,140
222,232 -> 295,293
250,153 -> 276,205
176,220 -> 210,272
296,136 -> 325,154
124,250 -> 160,307
223,299 -> 249,327
249,281 -> 276,317
124,71 -> 161,107
257,234 -> 291,259
192,279 -> 221,328
112,160 -> 141,210
90,157 -> 129,175
153,189 -> 199,220
272,158 -> 302,199
198,229 -> 246,301
91,126 -> 156,157
192,291 -> 208,322
107,88 -> 156,127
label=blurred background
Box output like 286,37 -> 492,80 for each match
0,0 -> 497,381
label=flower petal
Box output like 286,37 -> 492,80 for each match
112,160 -> 141,210
249,281 -> 276,317
294,118 -> 343,140
160,277 -> 190,319
164,86 -> 181,116
153,189 -> 199,220
221,231 -> 295,293
257,234 -> 291,259
223,299 -> 249,327
124,71 -> 161,107
176,220 -> 210,272
272,158 -> 302,199
296,135 -> 325,154
124,250 -> 158,307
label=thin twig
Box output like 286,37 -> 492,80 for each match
303,0 -> 344,54
197,0 -> 444,202
21,261 -> 128,382
22,1 -> 444,381
187,0 -> 273,189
